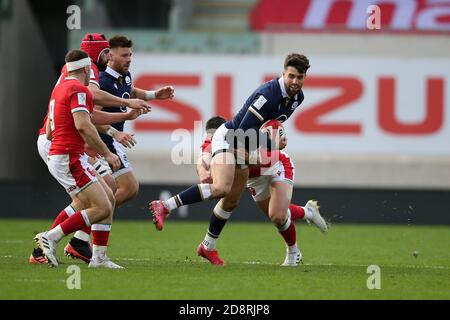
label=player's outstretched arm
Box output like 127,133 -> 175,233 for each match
73,112 -> 120,171
45,116 -> 52,140
95,125 -> 137,149
131,85 -> 174,100
91,108 -> 148,126
89,83 -> 149,111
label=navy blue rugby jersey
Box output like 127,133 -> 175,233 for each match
224,77 -> 304,150
99,66 -> 132,147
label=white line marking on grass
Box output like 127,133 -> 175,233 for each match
1,256 -> 13,258
0,240 -> 25,244
242,261 -> 278,266
242,261 -> 450,270
115,257 -> 152,261
15,279 -> 65,283
114,257 -> 450,270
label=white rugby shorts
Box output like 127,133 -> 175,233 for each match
246,155 -> 295,202
37,134 -> 51,164
47,153 -> 97,196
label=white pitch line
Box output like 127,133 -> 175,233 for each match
115,258 -> 450,270
241,261 -> 450,270
15,279 -> 65,283
0,240 -> 25,244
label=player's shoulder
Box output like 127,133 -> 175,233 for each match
253,78 -> 280,101
99,67 -> 114,79
250,78 -> 280,110
66,80 -> 91,97
258,78 -> 279,93
99,69 -> 115,85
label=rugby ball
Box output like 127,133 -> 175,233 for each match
260,119 -> 286,139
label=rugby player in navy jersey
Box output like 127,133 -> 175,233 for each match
150,53 -> 313,265
99,35 -> 174,208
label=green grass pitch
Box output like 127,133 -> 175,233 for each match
0,219 -> 449,299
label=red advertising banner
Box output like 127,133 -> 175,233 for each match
250,0 -> 450,34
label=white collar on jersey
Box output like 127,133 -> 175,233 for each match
278,76 -> 298,100
105,66 -> 123,79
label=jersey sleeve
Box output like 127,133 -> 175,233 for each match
237,94 -> 277,151
238,94 -> 276,131
89,64 -> 100,88
69,86 -> 93,114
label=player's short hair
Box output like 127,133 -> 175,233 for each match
109,35 -> 133,49
284,53 -> 310,74
65,49 -> 89,63
206,116 -> 226,131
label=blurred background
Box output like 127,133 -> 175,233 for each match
1,0 -> 449,224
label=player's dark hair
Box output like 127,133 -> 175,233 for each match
109,35 -> 133,49
65,49 -> 89,63
284,53 -> 310,74
206,116 -> 226,131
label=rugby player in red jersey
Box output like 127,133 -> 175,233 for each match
31,33 -> 150,264
34,49 -> 123,268
196,117 -> 328,266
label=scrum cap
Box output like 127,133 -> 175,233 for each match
80,33 -> 109,64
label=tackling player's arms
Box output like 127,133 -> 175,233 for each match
90,107 -> 145,125
89,83 -> 149,111
196,152 -> 212,184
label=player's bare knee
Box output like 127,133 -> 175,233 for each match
269,210 -> 288,226
212,183 -> 232,198
98,203 -> 113,221
92,196 -> 113,220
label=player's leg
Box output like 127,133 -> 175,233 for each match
247,175 -> 272,218
62,157 -> 115,262
83,173 -> 121,268
197,166 -> 248,265
255,198 -> 270,218
31,137 -> 91,263
286,201 -> 328,233
106,140 -> 137,207
63,169 -> 115,263
89,156 -> 117,194
277,151 -> 328,231
35,181 -> 111,267
150,123 -> 236,230
68,156 -> 116,256
268,181 -> 302,266
150,151 -> 236,231
247,173 -> 301,265
35,154 -> 113,267
114,171 -> 139,207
